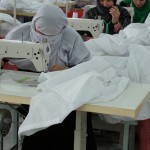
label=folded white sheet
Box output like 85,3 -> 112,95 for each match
18,57 -> 129,138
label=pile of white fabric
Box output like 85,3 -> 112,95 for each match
0,0 -> 72,12
84,15 -> 150,123
0,0 -> 43,12
18,15 -> 150,138
18,56 -> 129,138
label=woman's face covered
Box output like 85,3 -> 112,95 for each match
99,0 -> 114,8
30,4 -> 68,43
97,0 -> 115,21
30,4 -> 68,68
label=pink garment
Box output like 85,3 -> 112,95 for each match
113,23 -> 122,32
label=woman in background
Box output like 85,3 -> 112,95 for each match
120,0 -> 150,23
83,0 -> 131,34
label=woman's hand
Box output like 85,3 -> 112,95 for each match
49,64 -> 69,72
109,6 -> 120,25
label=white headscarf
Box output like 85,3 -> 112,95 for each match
30,4 -> 68,68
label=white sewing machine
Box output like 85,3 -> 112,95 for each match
0,39 -> 51,72
68,18 -> 104,38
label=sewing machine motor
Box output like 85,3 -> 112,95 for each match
0,109 -> 12,137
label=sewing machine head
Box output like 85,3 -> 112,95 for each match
0,39 -> 51,72
68,18 -> 104,38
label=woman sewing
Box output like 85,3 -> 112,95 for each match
4,4 -> 97,150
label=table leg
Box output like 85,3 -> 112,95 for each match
74,111 -> 87,150
12,110 -> 19,150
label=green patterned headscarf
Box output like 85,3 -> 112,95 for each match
132,0 -> 150,23
122,0 -> 150,23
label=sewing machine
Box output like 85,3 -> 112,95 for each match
68,18 -> 104,38
0,39 -> 51,72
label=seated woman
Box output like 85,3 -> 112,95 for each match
120,0 -> 150,23
83,0 -> 131,34
4,4 -> 96,150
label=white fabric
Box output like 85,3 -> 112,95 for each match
85,33 -> 128,57
0,13 -> 21,26
0,13 -> 21,37
145,13 -> 150,25
18,57 -> 129,138
102,44 -> 150,123
0,0 -> 72,12
128,44 -> 150,83
38,56 -> 113,90
18,23 -> 150,137
124,44 -> 150,121
85,23 -> 150,124
0,0 -> 43,12
85,23 -> 150,58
